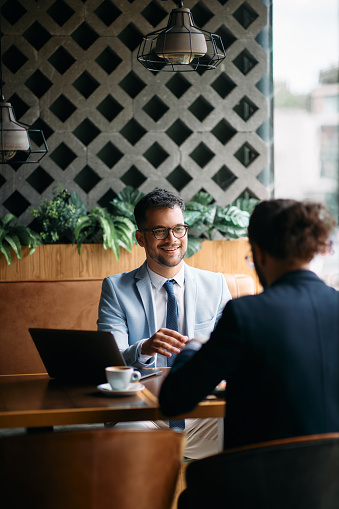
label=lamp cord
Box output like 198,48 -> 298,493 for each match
0,1 -> 4,100
161,0 -> 184,7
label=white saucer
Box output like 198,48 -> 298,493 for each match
97,382 -> 145,396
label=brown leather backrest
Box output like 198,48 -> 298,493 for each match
0,274 -> 255,375
0,279 -> 103,374
0,428 -> 186,509
223,273 -> 256,298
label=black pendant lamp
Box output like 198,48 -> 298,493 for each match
137,0 -> 226,72
0,8 -> 48,164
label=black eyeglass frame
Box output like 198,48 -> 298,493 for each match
140,224 -> 189,240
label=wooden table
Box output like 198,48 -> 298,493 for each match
0,369 -> 225,430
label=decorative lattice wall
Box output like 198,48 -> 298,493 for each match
0,0 -> 273,226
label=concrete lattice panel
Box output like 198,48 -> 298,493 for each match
0,0 -> 273,225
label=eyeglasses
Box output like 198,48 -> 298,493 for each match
324,240 -> 334,255
246,254 -> 255,269
141,225 -> 189,240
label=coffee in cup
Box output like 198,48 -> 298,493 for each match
105,366 -> 141,391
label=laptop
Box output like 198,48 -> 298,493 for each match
29,328 -> 162,384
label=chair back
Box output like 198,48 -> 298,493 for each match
179,433 -> 339,509
0,428 -> 186,509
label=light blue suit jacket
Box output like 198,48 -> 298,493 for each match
97,261 -> 231,368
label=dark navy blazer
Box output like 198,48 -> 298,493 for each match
159,270 -> 339,449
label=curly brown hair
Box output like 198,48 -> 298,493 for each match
248,199 -> 336,262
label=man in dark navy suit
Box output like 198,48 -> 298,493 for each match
159,199 -> 339,449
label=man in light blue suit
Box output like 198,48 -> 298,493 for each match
97,188 -> 231,458
97,257 -> 229,369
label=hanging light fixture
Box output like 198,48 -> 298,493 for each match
137,0 -> 226,72
0,8 -> 48,164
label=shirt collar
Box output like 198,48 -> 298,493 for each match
147,264 -> 185,290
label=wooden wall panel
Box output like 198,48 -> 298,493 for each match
59,245 -> 82,279
0,240 -> 261,292
39,245 -> 61,280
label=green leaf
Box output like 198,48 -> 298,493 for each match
184,189 -> 252,244
185,200 -> 208,213
29,186 -> 87,244
187,191 -> 214,207
74,216 -> 92,238
114,216 -> 136,252
116,186 -> 144,206
0,243 -> 11,265
4,234 -> 22,260
232,193 -> 259,214
110,186 -> 144,224
223,206 -> 249,227
1,213 -> 17,227
0,215 -> 40,264
73,216 -> 95,254
99,215 -> 115,249
14,228 -> 31,245
111,201 -> 135,221
186,236 -> 203,258
90,208 -> 119,258
184,210 -> 203,226
11,227 -> 37,247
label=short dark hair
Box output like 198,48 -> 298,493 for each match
248,199 -> 335,262
134,188 -> 185,228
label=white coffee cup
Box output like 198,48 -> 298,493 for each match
105,366 -> 141,391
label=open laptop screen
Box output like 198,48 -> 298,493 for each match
29,328 -> 161,384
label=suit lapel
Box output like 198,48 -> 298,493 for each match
135,262 -> 157,337
184,264 -> 197,339
135,262 -> 198,340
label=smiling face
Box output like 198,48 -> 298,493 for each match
135,205 -> 187,278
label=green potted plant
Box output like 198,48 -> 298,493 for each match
184,191 -> 257,257
72,186 -> 144,258
0,186 -> 259,268
110,186 -> 144,223
30,186 -> 86,244
73,207 -> 136,259
0,213 -> 39,265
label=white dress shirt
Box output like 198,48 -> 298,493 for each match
138,265 -> 186,363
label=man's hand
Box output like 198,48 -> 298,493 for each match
141,328 -> 188,358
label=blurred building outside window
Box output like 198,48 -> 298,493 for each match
273,0 -> 339,289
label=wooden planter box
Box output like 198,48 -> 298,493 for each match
0,239 -> 260,292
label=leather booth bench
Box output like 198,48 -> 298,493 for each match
0,273 -> 255,376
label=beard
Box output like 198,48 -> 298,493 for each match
255,265 -> 268,289
144,238 -> 187,268
155,250 -> 186,268
253,251 -> 268,288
